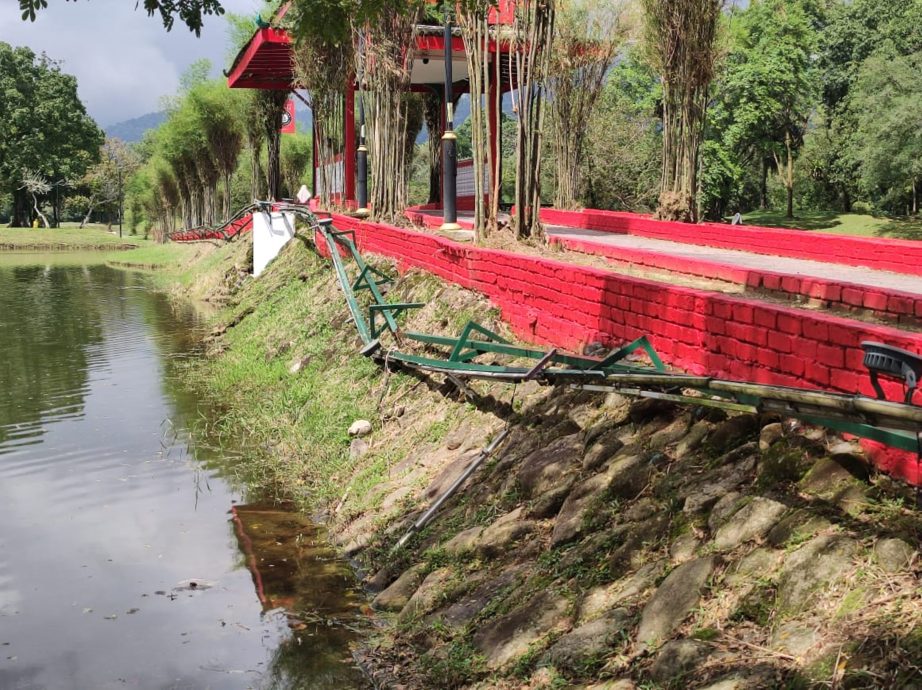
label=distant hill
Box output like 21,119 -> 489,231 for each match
105,112 -> 167,143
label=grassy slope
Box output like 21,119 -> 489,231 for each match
0,226 -> 146,250
743,209 -> 922,240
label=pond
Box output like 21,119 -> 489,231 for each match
0,254 -> 368,690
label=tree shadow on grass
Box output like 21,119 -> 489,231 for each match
741,209 -> 845,232
874,217 -> 922,241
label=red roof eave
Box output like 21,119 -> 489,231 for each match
227,27 -> 294,90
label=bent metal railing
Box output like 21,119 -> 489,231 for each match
172,203 -> 922,465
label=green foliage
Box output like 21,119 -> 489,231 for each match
0,42 -> 103,227
19,0 -> 225,35
849,51 -> 922,213
582,52 -> 661,212
280,133 -> 313,199
704,0 -> 817,219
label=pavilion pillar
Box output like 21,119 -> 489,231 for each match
440,5 -> 460,231
344,86 -> 357,209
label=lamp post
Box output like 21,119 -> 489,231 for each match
356,34 -> 370,217
440,1 -> 460,231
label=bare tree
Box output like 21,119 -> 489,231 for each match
79,138 -> 141,229
458,0 -> 505,241
356,4 -> 421,223
292,32 -> 352,208
549,0 -> 629,209
511,0 -> 556,239
641,0 -> 723,223
19,170 -> 51,228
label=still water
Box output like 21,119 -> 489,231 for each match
0,254 -> 368,690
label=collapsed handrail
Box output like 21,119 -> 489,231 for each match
197,202 -> 922,464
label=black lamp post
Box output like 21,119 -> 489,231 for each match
356,34 -> 370,217
440,2 -> 460,231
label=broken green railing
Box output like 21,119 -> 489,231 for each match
278,204 -> 922,456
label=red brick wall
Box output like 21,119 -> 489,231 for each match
329,213 -> 922,484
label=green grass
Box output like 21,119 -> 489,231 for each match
173,239 -> 396,507
105,243 -> 200,269
742,209 -> 922,240
0,225 -> 146,250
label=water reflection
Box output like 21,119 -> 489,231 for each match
0,257 -> 367,689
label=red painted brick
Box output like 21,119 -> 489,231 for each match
828,323 -> 858,347
817,344 -> 845,369
780,354 -> 806,378
767,331 -> 794,353
863,291 -> 889,312
753,309 -> 777,329
777,314 -> 802,336
781,276 -> 802,293
802,319 -> 829,341
886,294 -> 915,316
841,287 -> 865,307
734,303 -> 755,324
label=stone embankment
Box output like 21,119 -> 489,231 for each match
345,381 -> 920,689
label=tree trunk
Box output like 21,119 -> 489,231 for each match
423,92 -> 441,205
760,158 -> 769,209
32,193 -> 50,228
913,178 -> 918,216
80,202 -> 96,228
11,189 -> 30,227
785,130 -> 794,220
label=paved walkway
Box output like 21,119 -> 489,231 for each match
544,226 -> 922,296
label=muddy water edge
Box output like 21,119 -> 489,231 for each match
0,253 -> 369,690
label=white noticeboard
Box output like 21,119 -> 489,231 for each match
252,211 -> 295,277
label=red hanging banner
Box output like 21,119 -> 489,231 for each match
280,98 -> 296,134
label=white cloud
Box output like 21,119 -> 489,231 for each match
0,0 -> 260,126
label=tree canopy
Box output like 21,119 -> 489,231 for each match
18,0 -> 225,35
0,42 -> 102,227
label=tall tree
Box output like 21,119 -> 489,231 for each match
511,0 -> 556,238
640,0 -> 723,223
548,0 -> 627,210
0,43 -> 102,227
708,0 -> 817,219
849,51 -> 922,215
77,138 -> 141,228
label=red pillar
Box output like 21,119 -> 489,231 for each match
344,84 -> 357,209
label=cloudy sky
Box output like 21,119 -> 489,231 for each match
0,0 -> 260,126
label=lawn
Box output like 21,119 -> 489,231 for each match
0,225 -> 147,250
742,209 -> 922,241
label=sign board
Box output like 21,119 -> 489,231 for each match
252,211 -> 295,277
280,98 -> 296,134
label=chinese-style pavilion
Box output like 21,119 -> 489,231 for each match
226,2 -> 517,215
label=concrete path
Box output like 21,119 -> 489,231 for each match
544,226 -> 922,296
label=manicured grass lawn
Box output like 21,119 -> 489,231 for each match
0,225 -> 147,250
106,244 -> 195,268
742,209 -> 922,241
